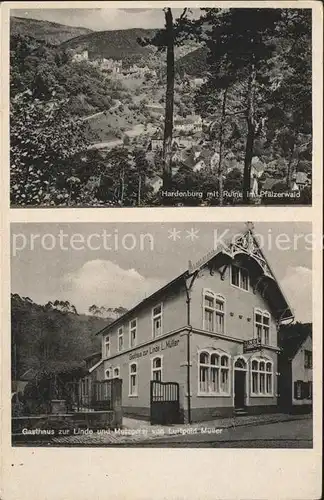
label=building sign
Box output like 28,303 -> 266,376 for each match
243,338 -> 262,353
129,337 -> 179,361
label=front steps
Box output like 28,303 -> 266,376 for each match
234,408 -> 248,416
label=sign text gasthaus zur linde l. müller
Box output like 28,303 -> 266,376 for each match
129,337 -> 179,361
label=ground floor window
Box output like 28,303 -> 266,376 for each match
113,367 -> 120,378
152,356 -> 163,381
198,351 -> 230,394
129,363 -> 138,396
250,358 -> 273,396
294,380 -> 312,400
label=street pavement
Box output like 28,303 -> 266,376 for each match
40,412 -> 312,448
138,417 -> 312,448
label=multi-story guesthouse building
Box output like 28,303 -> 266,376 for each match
89,226 -> 294,423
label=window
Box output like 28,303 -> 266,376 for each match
104,335 -> 110,357
254,309 -> 270,345
250,358 -> 273,395
231,265 -> 240,287
203,290 -> 225,334
294,380 -> 303,399
294,380 -> 312,400
266,362 -> 272,394
129,363 -> 138,396
113,367 -> 120,378
105,368 -> 112,380
129,319 -> 137,348
251,360 -> 258,393
199,352 -> 209,393
152,356 -> 163,381
198,351 -> 230,395
241,268 -> 249,291
220,355 -> 229,393
152,304 -> 162,338
231,264 -> 249,291
304,350 -> 312,369
118,327 -> 124,352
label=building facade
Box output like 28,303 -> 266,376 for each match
92,227 -> 294,423
278,325 -> 312,413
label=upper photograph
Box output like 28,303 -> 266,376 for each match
10,7 -> 312,207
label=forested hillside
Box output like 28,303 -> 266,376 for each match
60,28 -> 158,66
11,294 -> 109,380
11,16 -> 93,44
175,46 -> 208,76
10,34 -> 115,114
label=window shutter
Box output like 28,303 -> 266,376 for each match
294,380 -> 305,400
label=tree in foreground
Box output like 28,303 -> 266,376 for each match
138,8 -> 199,193
195,8 -> 286,203
10,91 -> 91,206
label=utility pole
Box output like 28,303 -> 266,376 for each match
185,268 -> 199,424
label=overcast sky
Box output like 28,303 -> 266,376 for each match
10,8 -> 201,31
11,222 -> 312,322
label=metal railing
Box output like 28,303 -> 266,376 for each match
66,379 -> 122,412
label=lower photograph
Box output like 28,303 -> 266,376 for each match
10,221 -> 313,448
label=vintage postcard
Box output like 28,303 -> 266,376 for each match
0,2 -> 323,500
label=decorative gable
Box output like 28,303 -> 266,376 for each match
223,231 -> 275,280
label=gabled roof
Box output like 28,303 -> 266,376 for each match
279,323 -> 312,360
96,225 -> 294,336
84,351 -> 101,362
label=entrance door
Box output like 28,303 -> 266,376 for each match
234,370 -> 246,409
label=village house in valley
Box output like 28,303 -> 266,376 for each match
85,225 -> 297,424
278,324 -> 312,413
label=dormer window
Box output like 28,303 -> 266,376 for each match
231,264 -> 249,291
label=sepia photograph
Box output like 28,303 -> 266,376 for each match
11,221 -> 313,447
10,7 -> 312,207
